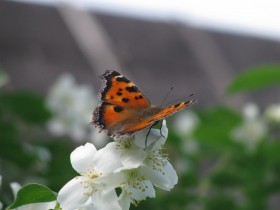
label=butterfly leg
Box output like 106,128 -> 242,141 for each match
159,120 -> 166,138
145,122 -> 159,147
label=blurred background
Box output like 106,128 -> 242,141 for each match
0,0 -> 280,209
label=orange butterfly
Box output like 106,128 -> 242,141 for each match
92,70 -> 196,136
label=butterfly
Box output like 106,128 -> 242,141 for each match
92,70 -> 196,137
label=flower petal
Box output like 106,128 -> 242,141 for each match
57,176 -> 92,210
127,179 -> 155,201
94,172 -> 124,189
120,146 -> 146,168
141,161 -> 178,191
92,142 -> 122,175
118,191 -> 131,210
15,201 -> 56,210
70,143 -> 97,173
134,120 -> 168,149
91,188 -> 121,210
10,182 -> 21,198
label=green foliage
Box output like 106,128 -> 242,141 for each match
0,89 -> 74,208
9,184 -> 56,209
194,107 -> 241,149
227,65 -> 280,94
0,91 -> 51,124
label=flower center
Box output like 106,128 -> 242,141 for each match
79,169 -> 102,196
146,146 -> 168,175
115,139 -> 134,150
121,169 -> 149,195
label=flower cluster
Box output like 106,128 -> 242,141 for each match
57,120 -> 178,210
46,73 -> 107,145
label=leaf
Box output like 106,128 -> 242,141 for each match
9,184 -> 56,209
0,91 -> 51,124
193,107 -> 242,149
227,65 -> 280,94
0,137 -> 37,168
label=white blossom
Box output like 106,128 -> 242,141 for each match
46,73 -> 106,143
265,104 -> 280,124
173,111 -> 199,137
113,120 -> 178,210
172,110 -> 200,156
57,143 -> 122,210
58,120 -> 178,210
232,103 -> 267,151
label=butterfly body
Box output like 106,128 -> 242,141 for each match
92,70 -> 195,136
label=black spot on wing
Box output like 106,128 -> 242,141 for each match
116,76 -> 130,83
114,106 -> 123,113
117,92 -> 123,96
122,98 -> 130,103
126,86 -> 139,92
174,103 -> 180,108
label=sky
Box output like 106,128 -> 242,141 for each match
14,0 -> 280,41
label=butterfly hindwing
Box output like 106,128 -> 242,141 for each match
92,102 -> 136,136
99,70 -> 150,109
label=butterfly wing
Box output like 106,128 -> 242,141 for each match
118,100 -> 196,135
93,70 -> 196,136
98,70 -> 150,109
92,102 -> 137,136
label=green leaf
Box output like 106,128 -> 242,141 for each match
9,184 -> 56,209
227,65 -> 280,94
194,107 -> 242,149
0,137 -> 37,168
0,91 -> 51,124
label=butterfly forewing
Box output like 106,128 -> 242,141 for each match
99,70 -> 150,109
118,100 -> 196,135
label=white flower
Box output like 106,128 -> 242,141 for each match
173,111 -> 199,137
243,103 -> 260,120
265,104 -> 280,124
172,110 -> 200,156
9,182 -> 56,210
57,143 -> 123,210
113,120 -> 178,210
47,73 -> 104,143
232,103 -> 267,151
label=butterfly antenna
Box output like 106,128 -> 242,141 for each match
163,93 -> 194,107
160,87 -> 174,107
